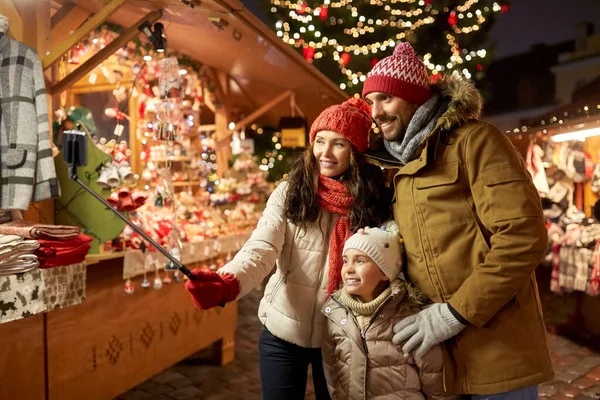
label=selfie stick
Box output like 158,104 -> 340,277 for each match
61,130 -> 194,279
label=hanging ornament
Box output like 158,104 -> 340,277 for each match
124,279 -> 135,294
153,262 -> 163,289
303,46 -> 315,62
476,64 -> 483,71
448,11 -> 458,27
172,270 -> 183,282
319,7 -> 328,21
501,4 -> 510,13
155,191 -> 164,207
370,58 -> 380,68
340,53 -> 351,66
68,46 -> 80,65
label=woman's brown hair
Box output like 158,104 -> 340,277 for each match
284,143 -> 392,231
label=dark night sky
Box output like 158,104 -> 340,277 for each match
242,0 -> 600,61
490,0 -> 600,58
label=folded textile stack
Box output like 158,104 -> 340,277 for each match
0,220 -> 80,240
0,234 -> 40,276
36,234 -> 92,268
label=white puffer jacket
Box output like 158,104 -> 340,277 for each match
218,181 -> 339,348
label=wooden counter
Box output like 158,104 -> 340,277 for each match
0,258 -> 237,400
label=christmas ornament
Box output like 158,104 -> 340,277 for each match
124,279 -> 135,294
303,46 -> 315,62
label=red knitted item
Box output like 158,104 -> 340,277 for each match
309,98 -> 372,153
363,42 -> 431,105
317,175 -> 353,295
185,269 -> 240,309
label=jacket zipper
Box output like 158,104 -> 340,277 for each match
360,330 -> 369,355
331,292 -> 397,356
308,212 -> 333,344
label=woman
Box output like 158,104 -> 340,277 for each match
185,98 -> 392,399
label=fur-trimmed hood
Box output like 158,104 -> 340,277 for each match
366,74 -> 483,164
433,74 -> 483,131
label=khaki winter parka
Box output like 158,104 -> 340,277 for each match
367,76 -> 554,395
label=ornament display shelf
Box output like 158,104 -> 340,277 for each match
147,156 -> 194,163
122,232 -> 251,280
145,180 -> 202,187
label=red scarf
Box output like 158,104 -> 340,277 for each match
317,175 -> 353,295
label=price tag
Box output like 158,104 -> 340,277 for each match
114,124 -> 125,136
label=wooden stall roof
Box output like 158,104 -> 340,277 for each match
56,0 -> 348,126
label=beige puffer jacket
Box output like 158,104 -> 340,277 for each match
219,181 -> 339,348
322,280 -> 456,400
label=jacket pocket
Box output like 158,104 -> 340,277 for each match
414,161 -> 459,189
414,162 -> 471,228
480,165 -> 541,221
6,146 -> 28,169
268,271 -> 288,302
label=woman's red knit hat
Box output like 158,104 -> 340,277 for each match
309,98 -> 372,154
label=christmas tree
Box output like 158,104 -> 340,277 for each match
267,0 -> 509,95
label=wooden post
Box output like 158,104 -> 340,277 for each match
215,108 -> 231,173
42,0 -> 128,70
50,10 -> 162,95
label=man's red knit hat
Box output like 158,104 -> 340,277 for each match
362,42 -> 431,105
309,98 -> 372,154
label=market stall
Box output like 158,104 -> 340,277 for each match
507,89 -> 600,346
0,0 -> 347,398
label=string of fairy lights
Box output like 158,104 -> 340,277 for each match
270,0 -> 506,91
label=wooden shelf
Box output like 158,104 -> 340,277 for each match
147,156 -> 194,163
85,251 -> 127,265
172,181 -> 202,187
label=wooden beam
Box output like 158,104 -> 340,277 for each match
50,10 -> 162,95
50,2 -> 76,28
230,90 -> 293,133
42,0 -> 128,70
205,67 -> 229,116
51,5 -> 90,49
230,76 -> 260,111
0,0 -> 22,41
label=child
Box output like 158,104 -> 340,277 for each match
321,222 -> 456,400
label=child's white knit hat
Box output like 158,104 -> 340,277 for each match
343,220 -> 404,280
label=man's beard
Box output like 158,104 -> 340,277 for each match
377,117 -> 405,142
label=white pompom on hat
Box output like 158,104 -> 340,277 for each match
343,220 -> 404,281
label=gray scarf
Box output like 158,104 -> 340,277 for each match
384,94 -> 449,165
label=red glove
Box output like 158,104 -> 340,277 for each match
184,269 -> 240,310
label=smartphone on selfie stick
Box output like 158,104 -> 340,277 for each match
61,129 -> 195,280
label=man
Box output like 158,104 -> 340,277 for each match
363,42 -> 554,398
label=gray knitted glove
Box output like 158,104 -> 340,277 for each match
392,303 -> 465,358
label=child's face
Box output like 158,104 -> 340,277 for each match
342,249 -> 389,302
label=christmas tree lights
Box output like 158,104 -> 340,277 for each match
269,0 -> 508,94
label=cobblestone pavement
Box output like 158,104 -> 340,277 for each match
120,271 -> 600,400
